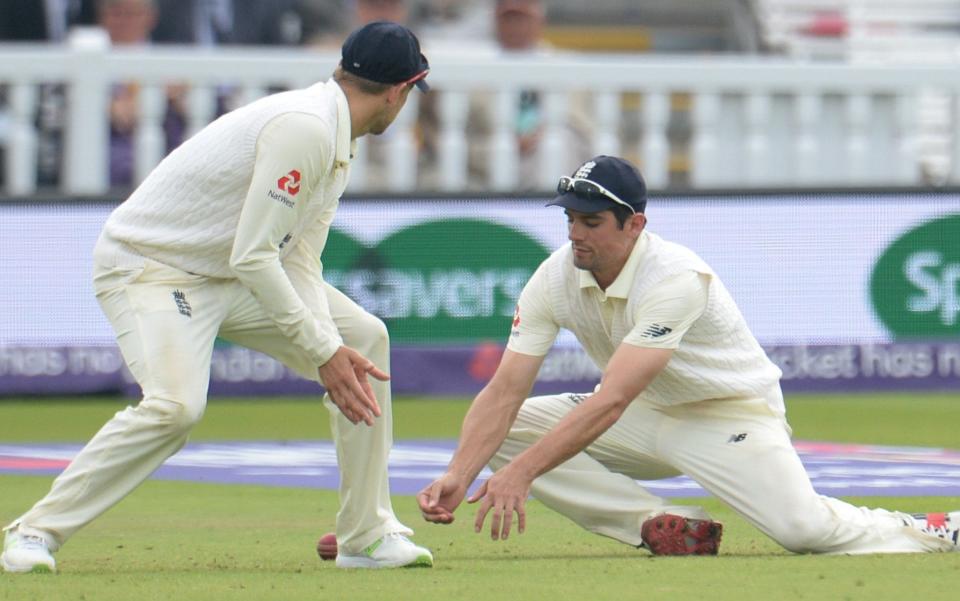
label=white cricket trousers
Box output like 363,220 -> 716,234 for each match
490,392 -> 951,554
7,259 -> 409,554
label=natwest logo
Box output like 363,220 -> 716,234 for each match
277,169 -> 301,196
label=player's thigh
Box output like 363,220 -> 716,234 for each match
95,261 -> 223,407
217,287 -> 320,381
515,394 -> 678,480
218,282 -> 387,378
655,399 -> 822,523
586,400 -> 680,480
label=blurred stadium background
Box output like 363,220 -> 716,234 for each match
0,0 -> 958,403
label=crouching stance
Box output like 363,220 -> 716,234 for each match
3,22 -> 435,573
417,155 -> 959,556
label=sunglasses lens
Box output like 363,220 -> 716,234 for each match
572,180 -> 600,199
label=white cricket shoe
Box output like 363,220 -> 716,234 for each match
909,511 -> 959,550
2,528 -> 57,573
335,533 -> 433,569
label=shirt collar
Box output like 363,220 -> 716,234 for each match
578,231 -> 649,299
327,79 -> 355,167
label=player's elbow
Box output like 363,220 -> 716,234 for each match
591,393 -> 632,430
601,389 -> 637,418
228,251 -> 271,282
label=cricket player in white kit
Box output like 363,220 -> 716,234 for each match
418,155 -> 959,556
2,21 -> 434,573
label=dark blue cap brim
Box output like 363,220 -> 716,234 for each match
413,55 -> 430,92
546,191 -> 620,213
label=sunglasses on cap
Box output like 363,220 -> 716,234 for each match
556,176 -> 636,215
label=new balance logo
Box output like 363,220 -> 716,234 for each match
727,433 -> 748,443
566,393 -> 589,404
279,233 -> 292,250
641,323 -> 672,338
173,290 -> 192,318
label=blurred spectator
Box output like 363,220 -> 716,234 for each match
412,0 -> 490,42
0,0 -> 96,41
98,0 -> 187,188
305,0 -> 415,48
149,0 -> 322,120
295,0 -> 349,47
151,0 -> 309,45
431,0 -> 592,191
0,1 -> 96,189
356,0 -> 409,26
99,0 -> 157,44
494,0 -> 542,51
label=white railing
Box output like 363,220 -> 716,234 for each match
1,31 -> 959,196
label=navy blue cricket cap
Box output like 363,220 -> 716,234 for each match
547,155 -> 647,214
341,21 -> 430,92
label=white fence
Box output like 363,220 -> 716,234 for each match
1,32 -> 959,196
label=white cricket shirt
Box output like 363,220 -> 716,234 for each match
95,79 -> 357,367
508,230 -> 783,409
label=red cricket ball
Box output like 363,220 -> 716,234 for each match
316,532 -> 337,561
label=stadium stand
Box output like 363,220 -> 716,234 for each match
753,0 -> 960,183
0,1 -> 958,195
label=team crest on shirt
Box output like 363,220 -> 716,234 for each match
172,290 -> 192,318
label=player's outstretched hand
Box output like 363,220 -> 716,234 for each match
417,472 -> 469,524
468,465 -> 530,541
318,346 -> 388,426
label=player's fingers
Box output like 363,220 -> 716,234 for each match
473,499 -> 491,533
467,481 -> 487,504
337,389 -> 371,426
350,350 -> 390,382
416,483 -> 440,510
342,381 -> 376,425
356,377 -> 383,417
365,363 -> 390,382
426,482 -> 443,508
347,367 -> 382,418
489,504 -> 503,540
415,489 -> 430,512
421,506 -> 453,524
517,501 -> 526,534
501,504 -> 513,540
331,393 -> 360,424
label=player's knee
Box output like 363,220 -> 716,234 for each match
139,397 -> 205,434
768,517 -> 832,553
514,395 -> 568,431
354,313 -> 390,351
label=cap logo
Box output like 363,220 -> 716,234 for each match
573,161 -> 596,180
353,62 -> 360,68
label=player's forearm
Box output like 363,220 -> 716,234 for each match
231,256 -> 342,365
447,384 -> 526,482
509,393 -> 629,481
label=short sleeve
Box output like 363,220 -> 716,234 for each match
623,271 -> 709,349
506,262 -> 559,356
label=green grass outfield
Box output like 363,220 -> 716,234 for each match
1,392 -> 958,601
